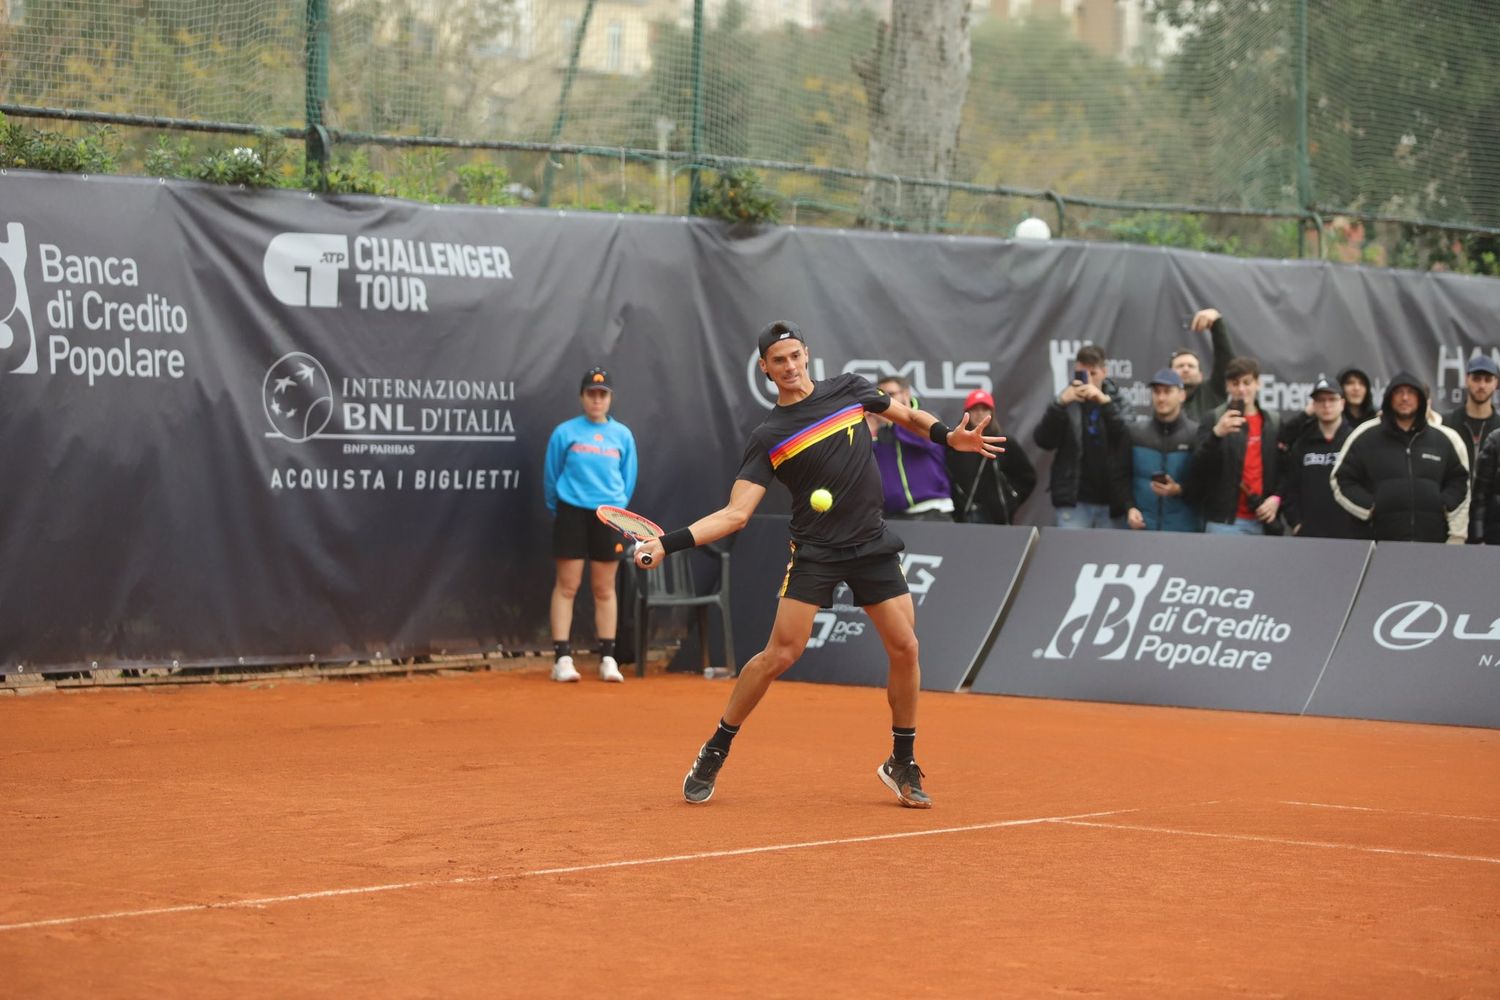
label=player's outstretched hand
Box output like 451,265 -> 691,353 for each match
634,538 -> 664,569
950,412 -> 1006,458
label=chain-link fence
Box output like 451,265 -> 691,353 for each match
3,1 -> 1497,253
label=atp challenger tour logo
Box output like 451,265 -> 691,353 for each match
0,221 -> 190,383
1041,563 -> 1292,671
263,231 -> 513,311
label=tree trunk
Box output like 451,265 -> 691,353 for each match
854,0 -> 972,232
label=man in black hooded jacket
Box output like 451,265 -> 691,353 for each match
1331,372 -> 1470,543
1470,427 -> 1500,544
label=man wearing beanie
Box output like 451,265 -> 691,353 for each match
1331,372 -> 1470,542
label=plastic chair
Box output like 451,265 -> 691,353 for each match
631,542 -> 735,678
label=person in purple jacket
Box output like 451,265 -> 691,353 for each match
870,375 -> 957,521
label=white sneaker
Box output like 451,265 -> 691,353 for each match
551,656 -> 580,683
599,656 -> 624,683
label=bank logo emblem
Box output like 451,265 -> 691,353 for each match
263,351 -> 335,442
263,233 -> 349,308
0,222 -> 38,374
1043,562 -> 1163,660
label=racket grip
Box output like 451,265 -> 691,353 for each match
639,551 -> 654,567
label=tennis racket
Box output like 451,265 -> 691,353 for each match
595,505 -> 664,566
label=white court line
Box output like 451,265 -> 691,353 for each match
1279,800 -> 1500,825
0,806 -> 1136,933
1053,819 -> 1500,866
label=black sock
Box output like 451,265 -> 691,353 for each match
553,640 -> 571,661
892,726 -> 916,763
705,719 -> 740,754
598,638 -> 616,659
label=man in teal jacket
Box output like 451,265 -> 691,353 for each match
1126,369 -> 1202,532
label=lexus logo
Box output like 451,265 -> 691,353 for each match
1373,601 -> 1448,651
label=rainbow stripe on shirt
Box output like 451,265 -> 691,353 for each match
769,403 -> 865,469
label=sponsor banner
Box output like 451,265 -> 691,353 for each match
4,170 -> 1500,671
728,516 -> 1034,691
1306,543 -> 1500,729
970,530 -> 1369,713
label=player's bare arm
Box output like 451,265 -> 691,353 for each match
634,479 -> 767,568
882,396 -> 1006,457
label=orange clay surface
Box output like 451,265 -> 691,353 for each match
2,664 -> 1498,999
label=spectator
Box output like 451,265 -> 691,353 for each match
1443,355 -> 1500,472
1281,375 -> 1361,538
1194,356 -> 1283,535
1173,307 -> 1236,425
1033,345 -> 1131,529
1126,368 -> 1202,532
1469,427 -> 1500,544
542,366 -> 637,683
1337,366 -> 1378,426
1331,372 -> 1470,543
871,376 -> 956,521
947,389 -> 1036,524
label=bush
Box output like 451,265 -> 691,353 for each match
1107,211 -> 1241,256
694,168 -> 780,225
0,113 -> 118,173
457,161 -> 522,206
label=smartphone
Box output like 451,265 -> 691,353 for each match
1073,368 -> 1088,385
1151,472 -> 1169,484
1228,399 -> 1246,414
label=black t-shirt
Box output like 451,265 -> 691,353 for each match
736,373 -> 898,560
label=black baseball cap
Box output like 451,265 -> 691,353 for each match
757,320 -> 806,358
1466,355 -> 1499,377
1311,374 -> 1342,397
1147,367 -> 1184,388
580,366 -> 612,393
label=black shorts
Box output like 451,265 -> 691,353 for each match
552,501 -> 627,562
778,546 -> 909,608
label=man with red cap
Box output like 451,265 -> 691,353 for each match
946,389 -> 1036,524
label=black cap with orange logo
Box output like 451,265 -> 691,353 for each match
580,366 -> 613,393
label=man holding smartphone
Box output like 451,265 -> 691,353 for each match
1126,369 -> 1202,531
1192,356 -> 1283,535
1033,344 -> 1131,529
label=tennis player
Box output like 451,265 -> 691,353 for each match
633,321 -> 1004,807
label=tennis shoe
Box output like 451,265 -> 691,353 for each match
550,656 -> 581,683
683,744 -> 726,804
878,757 -> 933,808
599,656 -> 624,683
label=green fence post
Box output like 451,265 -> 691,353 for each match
304,0 -> 330,187
1294,0 -> 1313,257
539,0 -> 599,208
688,0 -> 705,214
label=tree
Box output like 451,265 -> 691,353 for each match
1148,0 -> 1500,229
853,0 -> 972,231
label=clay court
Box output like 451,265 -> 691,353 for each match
3,665 -> 1497,998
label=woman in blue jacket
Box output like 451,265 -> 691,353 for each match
543,367 -> 638,683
